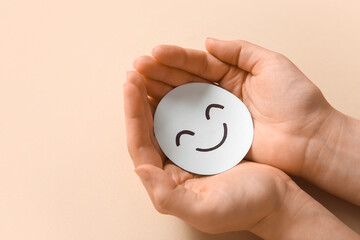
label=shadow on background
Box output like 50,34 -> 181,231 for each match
182,223 -> 261,240
293,177 -> 360,234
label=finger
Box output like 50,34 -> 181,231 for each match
152,45 -> 230,82
144,77 -> 173,103
126,72 -> 167,163
125,71 -> 154,127
124,71 -> 163,168
148,96 -> 159,112
217,65 -> 251,100
205,38 -> 275,75
136,164 -> 203,221
133,55 -> 211,87
146,95 -> 167,161
133,73 -> 167,162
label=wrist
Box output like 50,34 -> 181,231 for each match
249,178 -> 308,239
249,178 -> 359,240
301,108 -> 360,205
301,107 -> 343,176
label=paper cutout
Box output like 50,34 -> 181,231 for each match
154,83 -> 253,175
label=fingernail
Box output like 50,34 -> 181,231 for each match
206,37 -> 217,41
151,46 -> 161,56
133,57 -> 142,69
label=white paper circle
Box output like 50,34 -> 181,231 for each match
154,83 -> 253,175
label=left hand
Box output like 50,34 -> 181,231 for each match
124,71 -> 292,234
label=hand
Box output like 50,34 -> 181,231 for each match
133,38 -> 360,205
123,71 -> 360,239
133,38 -> 334,176
123,71 -> 290,233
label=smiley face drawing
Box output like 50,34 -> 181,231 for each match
154,82 -> 254,175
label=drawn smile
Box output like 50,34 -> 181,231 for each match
196,123 -> 228,152
175,103 -> 228,153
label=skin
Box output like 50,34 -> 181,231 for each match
124,72 -> 359,239
133,38 -> 360,205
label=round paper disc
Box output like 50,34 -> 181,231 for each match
154,83 -> 253,175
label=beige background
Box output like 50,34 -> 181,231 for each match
1,0 -> 360,239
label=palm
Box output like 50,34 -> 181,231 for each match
163,160 -> 286,233
230,59 -> 331,173
133,39 -> 333,174
124,71 -> 288,233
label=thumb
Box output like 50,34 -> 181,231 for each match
205,38 -> 275,75
135,164 -> 203,221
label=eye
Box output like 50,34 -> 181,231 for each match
205,104 -> 224,120
176,130 -> 195,147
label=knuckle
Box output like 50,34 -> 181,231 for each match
199,52 -> 209,76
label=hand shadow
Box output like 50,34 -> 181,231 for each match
292,177 -> 360,234
180,221 -> 261,240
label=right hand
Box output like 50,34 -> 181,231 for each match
134,38 -> 335,176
